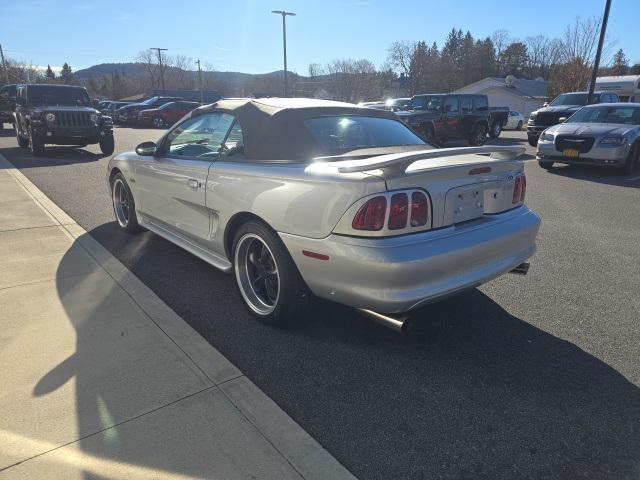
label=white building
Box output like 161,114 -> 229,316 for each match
453,76 -> 548,117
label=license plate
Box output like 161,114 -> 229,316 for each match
563,148 -> 579,158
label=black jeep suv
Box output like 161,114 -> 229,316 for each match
396,94 -> 507,146
14,84 -> 114,155
527,91 -> 619,146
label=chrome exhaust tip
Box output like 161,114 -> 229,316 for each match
509,262 -> 530,275
357,309 -> 410,333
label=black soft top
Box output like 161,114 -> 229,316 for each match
192,97 -> 400,160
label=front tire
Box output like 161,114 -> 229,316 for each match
528,136 -> 538,147
16,124 -> 28,148
517,120 -> 523,130
233,220 -> 311,325
100,134 -> 115,155
152,117 -> 166,128
29,127 -> 45,155
110,173 -> 144,233
538,160 -> 554,170
469,124 -> 487,146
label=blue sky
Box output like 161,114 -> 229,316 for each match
2,0 -> 637,75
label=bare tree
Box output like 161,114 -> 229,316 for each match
136,49 -> 159,90
491,29 -> 511,60
386,41 -> 415,77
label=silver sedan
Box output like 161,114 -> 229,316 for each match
107,98 -> 540,330
536,103 -> 640,174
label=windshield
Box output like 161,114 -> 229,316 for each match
27,86 -> 91,107
567,105 -> 640,125
549,93 -> 590,106
304,115 -> 426,153
409,95 -> 444,111
140,96 -> 159,106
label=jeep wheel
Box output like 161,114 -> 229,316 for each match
16,124 -> 28,148
489,122 -> 502,138
528,136 -> 538,147
469,124 -> 487,146
152,117 -> 166,128
28,127 -> 45,155
100,134 -> 115,155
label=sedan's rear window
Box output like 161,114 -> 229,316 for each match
304,116 -> 425,153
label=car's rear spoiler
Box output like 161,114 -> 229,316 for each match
312,146 -> 526,174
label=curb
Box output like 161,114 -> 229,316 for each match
0,153 -> 356,480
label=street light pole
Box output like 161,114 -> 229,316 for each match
150,47 -> 168,90
271,10 -> 296,97
587,0 -> 612,104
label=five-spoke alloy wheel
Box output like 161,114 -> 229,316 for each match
235,233 -> 280,316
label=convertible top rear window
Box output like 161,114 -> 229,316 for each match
304,116 -> 425,153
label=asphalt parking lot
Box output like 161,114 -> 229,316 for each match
1,125 -> 639,479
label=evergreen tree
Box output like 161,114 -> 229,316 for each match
498,42 -> 528,76
45,64 -> 56,82
60,62 -> 74,85
611,49 -> 629,76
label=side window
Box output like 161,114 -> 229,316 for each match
164,112 -> 234,158
222,120 -> 244,154
473,96 -> 488,111
460,96 -> 472,114
444,96 -> 459,113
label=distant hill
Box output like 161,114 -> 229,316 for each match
74,63 -> 301,86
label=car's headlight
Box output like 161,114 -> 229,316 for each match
599,136 -> 627,146
541,132 -> 554,142
529,112 -> 537,120
45,113 -> 56,122
90,113 -> 99,123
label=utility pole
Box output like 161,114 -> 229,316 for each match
271,10 -> 296,97
0,44 -> 9,84
150,47 -> 168,90
196,58 -> 203,104
587,0 -> 612,104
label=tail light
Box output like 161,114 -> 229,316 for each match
352,195 -> 387,230
346,189 -> 431,235
388,193 -> 408,230
410,191 -> 429,226
512,174 -> 526,204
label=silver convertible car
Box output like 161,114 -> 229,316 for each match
107,98 -> 540,330
536,103 -> 640,174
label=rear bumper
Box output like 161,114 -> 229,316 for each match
279,206 -> 540,314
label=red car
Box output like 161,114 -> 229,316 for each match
138,101 -> 200,128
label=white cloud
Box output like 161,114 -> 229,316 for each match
34,65 -> 63,73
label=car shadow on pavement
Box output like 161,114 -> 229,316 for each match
47,222 -> 640,480
543,163 -> 640,188
0,146 -> 108,168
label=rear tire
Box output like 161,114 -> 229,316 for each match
110,173 -> 144,233
517,120 -> 523,130
538,160 -> 554,170
29,127 -> 45,155
233,220 -> 312,325
469,124 -> 487,146
100,134 -> 115,155
489,121 -> 502,138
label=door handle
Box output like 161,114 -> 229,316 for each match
188,179 -> 199,189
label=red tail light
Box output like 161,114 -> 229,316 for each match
519,174 -> 527,202
512,175 -> 523,204
352,196 -> 387,230
410,191 -> 429,226
388,193 -> 408,230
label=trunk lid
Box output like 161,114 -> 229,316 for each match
314,146 -> 525,229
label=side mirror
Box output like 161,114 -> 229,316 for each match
558,117 -> 567,123
543,102 -> 549,107
135,141 -> 157,156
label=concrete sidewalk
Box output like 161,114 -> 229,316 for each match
0,154 -> 355,480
